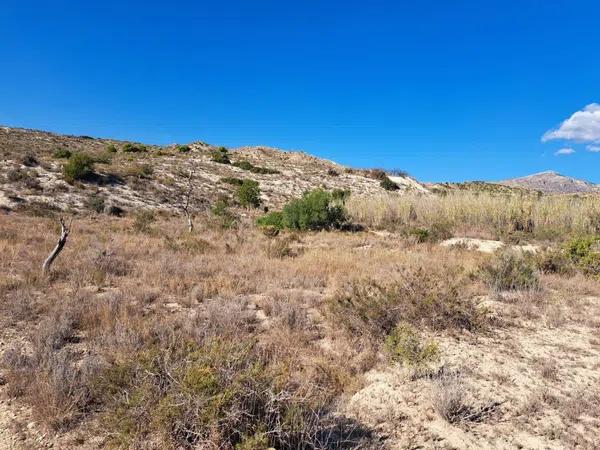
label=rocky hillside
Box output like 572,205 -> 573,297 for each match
501,171 -> 600,194
0,126 -> 427,215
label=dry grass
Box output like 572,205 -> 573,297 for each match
0,204 -> 599,448
347,192 -> 600,241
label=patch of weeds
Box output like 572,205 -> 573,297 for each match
385,323 -> 439,368
211,199 -> 237,229
481,250 -> 540,293
330,267 -> 483,339
133,209 -> 156,233
85,194 -> 105,213
177,145 -> 191,153
106,144 -> 118,153
53,148 -> 72,159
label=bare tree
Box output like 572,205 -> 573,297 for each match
42,217 -> 72,274
177,167 -> 199,233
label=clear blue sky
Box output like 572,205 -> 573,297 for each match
2,0 -> 599,182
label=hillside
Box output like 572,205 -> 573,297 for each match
501,171 -> 600,194
0,126 -> 426,215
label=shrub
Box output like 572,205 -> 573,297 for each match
133,209 -> 156,233
331,188 -> 351,203
232,160 -> 280,175
220,177 -> 245,186
19,153 -> 39,167
53,148 -> 72,159
380,176 -> 399,191
177,145 -> 191,153
482,250 -> 540,292
106,145 -> 118,153
385,323 -> 439,368
211,199 -> 237,229
98,338 -> 358,449
86,194 -> 105,213
211,147 -> 231,164
327,168 -> 339,176
122,143 -> 147,153
281,189 -> 346,231
63,153 -> 95,182
256,211 -> 284,230
236,180 -> 261,208
124,163 -> 153,179
533,248 -> 572,275
330,267 -> 482,340
565,236 -> 600,276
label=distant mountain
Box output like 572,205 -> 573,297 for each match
501,171 -> 600,194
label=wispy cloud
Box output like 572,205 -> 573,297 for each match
542,103 -> 600,143
587,145 -> 600,152
554,147 -> 575,156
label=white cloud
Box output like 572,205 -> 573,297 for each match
554,147 -> 575,156
587,145 -> 600,152
542,103 -> 600,143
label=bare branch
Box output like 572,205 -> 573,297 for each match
42,217 -> 72,274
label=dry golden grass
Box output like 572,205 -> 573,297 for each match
347,192 -> 600,241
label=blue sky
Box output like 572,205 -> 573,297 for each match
1,0 -> 599,182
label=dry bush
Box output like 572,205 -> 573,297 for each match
481,249 -> 540,293
430,373 -> 498,424
330,266 -> 484,341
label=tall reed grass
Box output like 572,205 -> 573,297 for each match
347,192 -> 600,241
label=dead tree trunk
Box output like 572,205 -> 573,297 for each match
186,212 -> 194,233
179,168 -> 196,233
42,218 -> 72,274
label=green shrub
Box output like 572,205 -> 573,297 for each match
220,177 -> 245,186
256,211 -> 284,229
211,147 -> 231,164
232,160 -> 280,175
63,153 -> 95,182
380,176 -> 399,191
331,188 -> 351,203
177,145 -> 191,153
106,145 -> 118,153
122,143 -> 147,153
281,189 -> 346,231
482,250 -> 540,292
565,236 -> 600,276
385,323 -> 439,368
53,148 -> 72,159
236,180 -> 261,208
211,199 -> 237,229
133,209 -> 156,233
98,339 -> 349,449
409,227 -> 430,243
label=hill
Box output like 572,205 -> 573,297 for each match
501,171 -> 600,194
0,126 -> 427,215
